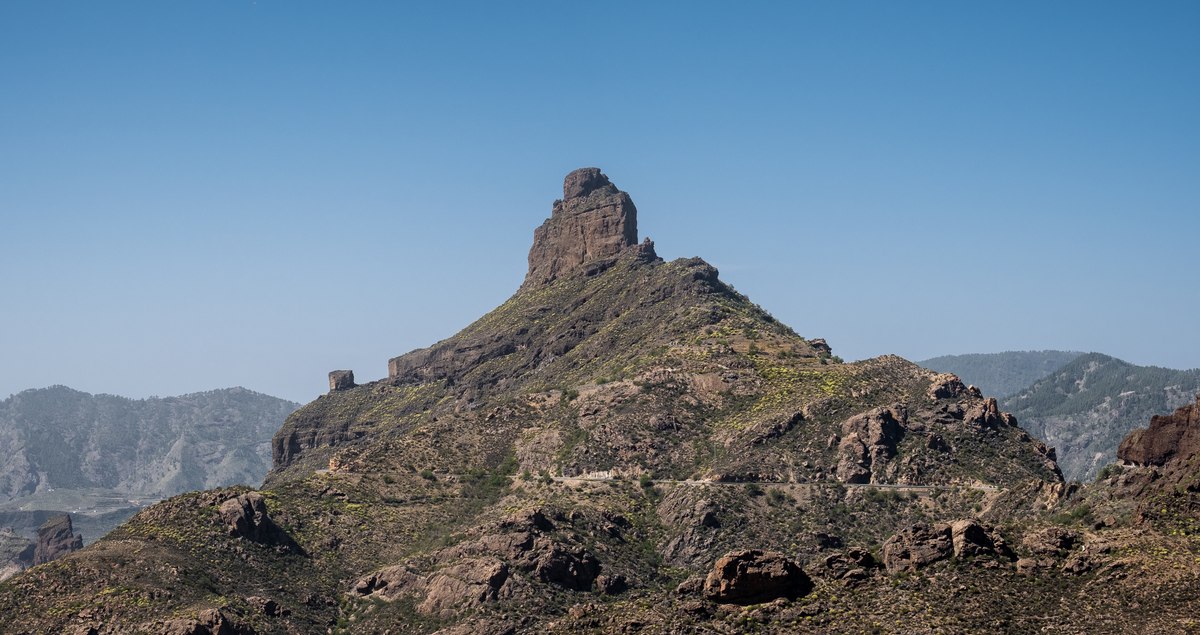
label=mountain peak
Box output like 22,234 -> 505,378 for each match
562,166 -> 614,200
523,168 -> 645,289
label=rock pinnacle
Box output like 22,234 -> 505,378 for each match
522,168 -> 641,289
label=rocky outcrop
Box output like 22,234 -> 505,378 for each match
881,522 -> 952,573
965,397 -> 1019,430
217,492 -> 297,551
811,548 -> 878,585
33,514 -> 82,565
328,370 -> 355,392
522,168 -> 641,289
928,373 -> 974,400
1118,395 -> 1200,467
352,508 -> 602,617
353,559 -> 510,619
156,608 -> 253,635
702,550 -> 812,604
1020,526 -> 1077,557
836,405 -> 906,483
658,491 -> 722,567
950,519 -> 1002,559
882,520 -> 1009,573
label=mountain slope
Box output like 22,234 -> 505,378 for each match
0,169 -> 1126,635
1002,353 -> 1200,482
0,386 -> 298,505
919,350 -> 1083,398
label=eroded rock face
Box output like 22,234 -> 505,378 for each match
422,560 -> 510,617
33,514 -> 82,565
523,167 -> 640,289
352,507 -> 602,617
836,405 -> 907,483
157,608 -> 253,635
965,397 -> 1018,430
812,548 -> 878,585
658,491 -> 722,567
702,549 -> 812,604
1021,527 -> 1077,556
882,520 -> 1010,573
1118,395 -> 1200,467
328,370 -> 355,392
928,373 -> 970,400
881,523 -> 952,573
218,492 -> 295,550
950,519 -> 997,559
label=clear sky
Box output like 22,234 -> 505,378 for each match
2,1 -> 1198,404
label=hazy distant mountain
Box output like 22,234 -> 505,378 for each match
0,386 -> 298,506
919,350 -> 1084,398
1002,353 -> 1200,481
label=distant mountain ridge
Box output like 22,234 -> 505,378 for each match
1002,353 -> 1200,482
918,350 -> 1083,398
0,386 -> 299,504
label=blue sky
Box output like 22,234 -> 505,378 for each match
2,1 -> 1197,403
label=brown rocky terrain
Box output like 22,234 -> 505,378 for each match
0,169 -> 1197,634
31,514 -> 81,566
1118,395 -> 1200,469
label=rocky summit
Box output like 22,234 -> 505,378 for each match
522,167 -> 642,289
1,169 -> 1199,634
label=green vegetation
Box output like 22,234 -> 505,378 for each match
1003,353 -> 1200,481
919,350 -> 1084,398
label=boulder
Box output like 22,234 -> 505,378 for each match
33,514 -> 82,565
218,492 -> 295,550
245,596 -> 287,617
595,573 -> 628,595
949,519 -> 995,558
814,548 -> 877,585
702,549 -> 812,604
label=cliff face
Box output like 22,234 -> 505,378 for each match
522,167 -> 640,289
32,514 -> 81,566
1118,395 -> 1200,467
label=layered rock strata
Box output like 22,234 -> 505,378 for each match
522,167 -> 640,289
33,514 -> 82,565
